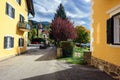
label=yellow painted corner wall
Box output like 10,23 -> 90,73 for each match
92,0 -> 120,66
0,0 -> 28,59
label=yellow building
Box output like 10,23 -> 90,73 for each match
0,0 -> 34,60
91,0 -> 120,79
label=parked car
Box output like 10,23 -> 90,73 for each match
32,42 -> 39,44
31,38 -> 45,44
75,43 -> 90,48
39,42 -> 47,49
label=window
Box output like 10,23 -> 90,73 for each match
4,36 -> 14,49
20,14 -> 24,23
6,3 -> 15,18
16,0 -> 21,5
107,13 -> 120,45
19,38 -> 24,47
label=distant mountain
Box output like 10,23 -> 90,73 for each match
29,20 -> 38,25
29,20 -> 50,25
41,21 -> 50,27
29,20 -> 50,29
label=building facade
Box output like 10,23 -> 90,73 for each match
91,0 -> 120,79
0,0 -> 34,60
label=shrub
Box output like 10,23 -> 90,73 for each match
60,41 -> 74,57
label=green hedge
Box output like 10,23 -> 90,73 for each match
60,41 -> 74,57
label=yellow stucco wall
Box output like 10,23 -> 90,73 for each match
0,0 -> 28,60
92,0 -> 120,66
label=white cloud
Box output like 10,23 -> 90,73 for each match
31,16 -> 52,22
32,0 -> 90,29
84,0 -> 91,3
33,0 -> 68,14
73,20 -> 86,26
67,11 -> 90,19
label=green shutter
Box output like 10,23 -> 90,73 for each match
19,38 -> 20,47
6,3 -> 9,15
4,37 -> 7,49
12,8 -> 15,18
11,37 -> 14,48
22,39 -> 24,46
19,0 -> 21,5
107,17 -> 114,44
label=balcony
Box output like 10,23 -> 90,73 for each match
18,21 -> 31,32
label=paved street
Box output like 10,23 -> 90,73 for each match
0,47 -> 114,80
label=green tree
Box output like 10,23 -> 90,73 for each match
54,3 -> 67,19
28,32 -> 32,40
75,26 -> 90,44
31,28 -> 37,38
28,28 -> 37,40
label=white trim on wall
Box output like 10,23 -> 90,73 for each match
90,0 -> 94,52
15,0 -> 20,5
5,34 -> 14,37
107,4 -> 120,17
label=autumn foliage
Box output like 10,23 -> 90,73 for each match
75,26 -> 90,44
50,17 -> 77,42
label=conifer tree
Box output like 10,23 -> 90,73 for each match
54,3 -> 67,19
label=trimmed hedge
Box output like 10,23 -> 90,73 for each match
60,41 -> 74,57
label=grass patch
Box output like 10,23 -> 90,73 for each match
59,47 -> 89,65
59,57 -> 84,64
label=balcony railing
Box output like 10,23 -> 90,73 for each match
18,21 -> 31,32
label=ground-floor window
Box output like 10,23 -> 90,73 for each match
107,12 -> 120,45
4,36 -> 14,49
19,38 -> 24,47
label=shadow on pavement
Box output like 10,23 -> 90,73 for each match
22,64 -> 115,80
35,47 -> 57,61
21,48 -> 44,56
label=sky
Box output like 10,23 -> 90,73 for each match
30,0 -> 91,30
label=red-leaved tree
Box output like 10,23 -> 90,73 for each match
50,17 -> 77,43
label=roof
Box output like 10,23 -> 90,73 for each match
26,0 -> 35,16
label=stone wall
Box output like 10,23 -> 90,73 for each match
83,51 -> 91,64
91,56 -> 120,80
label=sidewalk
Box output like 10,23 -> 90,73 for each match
0,47 -> 114,80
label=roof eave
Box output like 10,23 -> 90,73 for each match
26,0 -> 35,17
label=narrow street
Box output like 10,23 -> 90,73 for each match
0,47 -> 114,80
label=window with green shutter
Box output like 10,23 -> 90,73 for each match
19,38 -> 24,47
20,14 -> 24,23
107,12 -> 120,45
16,0 -> 21,5
6,2 -> 15,18
4,36 -> 14,49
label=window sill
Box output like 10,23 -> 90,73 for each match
19,46 -> 23,48
109,44 -> 120,48
5,48 -> 13,50
7,15 -> 14,20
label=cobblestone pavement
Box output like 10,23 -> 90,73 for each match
0,47 -> 114,80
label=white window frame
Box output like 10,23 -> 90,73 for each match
15,0 -> 21,5
113,15 -> 120,44
20,14 -> 25,23
6,2 -> 15,19
4,35 -> 14,50
107,4 -> 120,47
19,37 -> 24,48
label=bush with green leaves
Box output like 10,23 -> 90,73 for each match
60,41 -> 74,57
